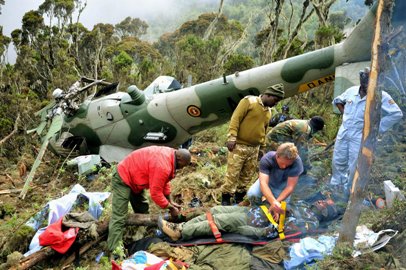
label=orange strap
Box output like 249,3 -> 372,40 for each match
206,211 -> 223,243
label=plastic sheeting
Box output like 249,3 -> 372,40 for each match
284,235 -> 336,269
24,184 -> 110,256
284,226 -> 399,269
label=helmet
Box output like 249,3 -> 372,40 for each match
52,88 -> 64,99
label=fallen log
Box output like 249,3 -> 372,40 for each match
10,210 -> 204,270
9,247 -> 53,270
61,234 -> 107,268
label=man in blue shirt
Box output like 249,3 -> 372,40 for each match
330,68 -> 403,190
247,142 -> 303,220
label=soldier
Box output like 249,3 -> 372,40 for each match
269,104 -> 293,127
247,143 -> 303,221
107,146 -> 191,254
221,83 -> 285,205
266,116 -> 325,172
330,68 -> 403,190
157,191 -> 342,242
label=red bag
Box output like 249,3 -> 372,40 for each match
39,217 -> 79,254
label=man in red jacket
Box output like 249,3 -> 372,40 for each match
107,146 -> 191,252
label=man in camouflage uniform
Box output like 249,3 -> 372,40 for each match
158,190 -> 344,241
221,83 -> 285,205
267,116 -> 325,172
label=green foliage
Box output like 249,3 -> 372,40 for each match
315,25 -> 345,47
0,203 -> 16,217
112,241 -> 126,261
370,199 -> 406,232
195,123 -> 228,146
0,28 -> 11,57
174,34 -> 223,82
0,218 -> 35,258
115,16 -> 149,38
113,50 -> 133,70
254,28 -> 270,48
10,29 -> 22,45
39,0 -> 75,17
22,10 -> 44,35
100,66 -> 114,82
223,53 -> 254,75
7,226 -> 35,254
74,267 -> 89,270
332,242 -> 353,260
111,37 -> 163,87
328,11 -> 351,30
154,12 -> 244,83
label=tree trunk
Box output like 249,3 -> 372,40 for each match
283,0 -> 314,58
203,0 -> 224,40
9,210 -> 205,270
262,0 -> 285,64
337,0 -> 394,245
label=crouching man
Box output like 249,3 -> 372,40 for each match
107,146 -> 191,253
247,142 -> 303,221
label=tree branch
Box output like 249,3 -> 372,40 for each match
0,113 -> 20,146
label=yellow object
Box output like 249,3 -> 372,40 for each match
260,205 -> 278,227
260,202 -> 286,240
278,201 -> 286,239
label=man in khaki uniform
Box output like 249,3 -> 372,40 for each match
221,84 -> 285,205
267,116 -> 324,172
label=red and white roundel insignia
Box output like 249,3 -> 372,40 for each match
187,105 -> 201,117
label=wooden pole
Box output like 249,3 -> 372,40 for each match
338,0 -> 394,244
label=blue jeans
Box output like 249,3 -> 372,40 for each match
247,179 -> 290,206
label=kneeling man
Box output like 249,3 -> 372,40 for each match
247,142 -> 303,220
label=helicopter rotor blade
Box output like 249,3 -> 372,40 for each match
20,114 -> 64,199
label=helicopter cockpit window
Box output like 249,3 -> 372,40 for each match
143,76 -> 182,98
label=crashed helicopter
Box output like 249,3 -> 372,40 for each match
31,4 -> 380,163
21,2 -> 404,199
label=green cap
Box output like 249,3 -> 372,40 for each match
264,83 -> 285,99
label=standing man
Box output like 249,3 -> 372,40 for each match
267,116 -> 325,172
107,146 -> 191,253
247,142 -> 303,220
330,68 -> 403,190
221,83 -> 285,205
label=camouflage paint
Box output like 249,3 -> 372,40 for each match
122,107 -> 178,146
281,47 -> 335,83
190,78 -> 260,133
42,3 -> 383,162
67,123 -> 102,152
65,100 -> 90,122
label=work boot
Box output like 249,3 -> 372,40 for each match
221,193 -> 232,206
234,191 -> 246,204
158,216 -> 183,241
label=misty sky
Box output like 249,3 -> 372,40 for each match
0,0 -> 217,62
1,0 -> 205,35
